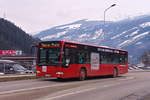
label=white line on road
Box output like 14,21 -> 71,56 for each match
0,78 -> 117,95
0,85 -> 59,95
103,83 -> 121,88
0,82 -> 79,95
44,87 -> 97,100
0,76 -> 135,96
118,77 -> 135,81
0,79 -> 106,95
44,82 -> 123,100
43,77 -> 136,100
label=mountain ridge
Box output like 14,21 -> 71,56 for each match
34,15 -> 150,63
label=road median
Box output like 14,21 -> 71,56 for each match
0,74 -> 37,82
129,70 -> 150,73
1,70 -> 150,82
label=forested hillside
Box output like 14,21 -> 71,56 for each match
0,18 -> 40,55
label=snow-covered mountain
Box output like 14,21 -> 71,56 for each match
34,15 -> 150,63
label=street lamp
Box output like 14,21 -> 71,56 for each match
104,4 -> 116,26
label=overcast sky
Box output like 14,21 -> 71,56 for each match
0,0 -> 150,34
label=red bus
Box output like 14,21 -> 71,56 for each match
36,41 -> 128,80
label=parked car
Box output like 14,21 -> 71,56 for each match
12,64 -> 33,74
0,60 -> 33,74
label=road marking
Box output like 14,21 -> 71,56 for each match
0,82 -> 80,95
0,78 -> 107,95
103,83 -> 121,88
0,85 -> 58,95
119,77 -> 135,81
44,82 -> 122,100
0,76 -> 135,96
44,87 -> 97,100
0,78 -> 115,95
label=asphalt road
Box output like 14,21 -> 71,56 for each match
0,71 -> 150,100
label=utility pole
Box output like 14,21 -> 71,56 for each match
104,4 -> 116,26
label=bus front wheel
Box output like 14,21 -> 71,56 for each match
79,69 -> 86,81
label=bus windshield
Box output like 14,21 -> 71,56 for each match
38,48 -> 60,66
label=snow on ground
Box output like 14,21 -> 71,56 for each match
130,30 -> 139,37
111,27 -> 137,40
135,42 -> 142,45
41,31 -> 67,40
79,34 -> 88,38
129,63 -> 146,70
92,29 -> 103,40
63,36 -> 72,40
140,22 -> 150,28
57,24 -> 81,30
133,32 -> 149,40
118,32 -> 149,48
111,31 -> 127,40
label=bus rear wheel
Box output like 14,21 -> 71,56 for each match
112,68 -> 118,78
79,69 -> 86,81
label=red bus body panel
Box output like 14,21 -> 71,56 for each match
36,63 -> 128,78
36,41 -> 128,79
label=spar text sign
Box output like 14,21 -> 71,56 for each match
0,50 -> 22,55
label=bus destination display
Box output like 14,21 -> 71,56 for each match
40,42 -> 60,47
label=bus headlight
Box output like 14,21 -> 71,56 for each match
36,71 -> 41,74
56,72 -> 64,75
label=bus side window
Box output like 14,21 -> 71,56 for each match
78,51 -> 89,64
124,54 -> 128,63
119,54 -> 126,64
78,52 -> 84,64
63,48 -> 70,66
65,48 -> 69,56
113,54 -> 119,64
107,53 -> 113,64
64,48 -> 76,65
101,52 -> 107,64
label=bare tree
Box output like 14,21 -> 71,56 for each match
140,50 -> 150,67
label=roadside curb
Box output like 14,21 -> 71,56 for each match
121,89 -> 150,100
0,74 -> 37,82
142,93 -> 150,100
0,70 -> 150,82
129,70 -> 150,73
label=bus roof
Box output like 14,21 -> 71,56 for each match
40,41 -> 127,52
